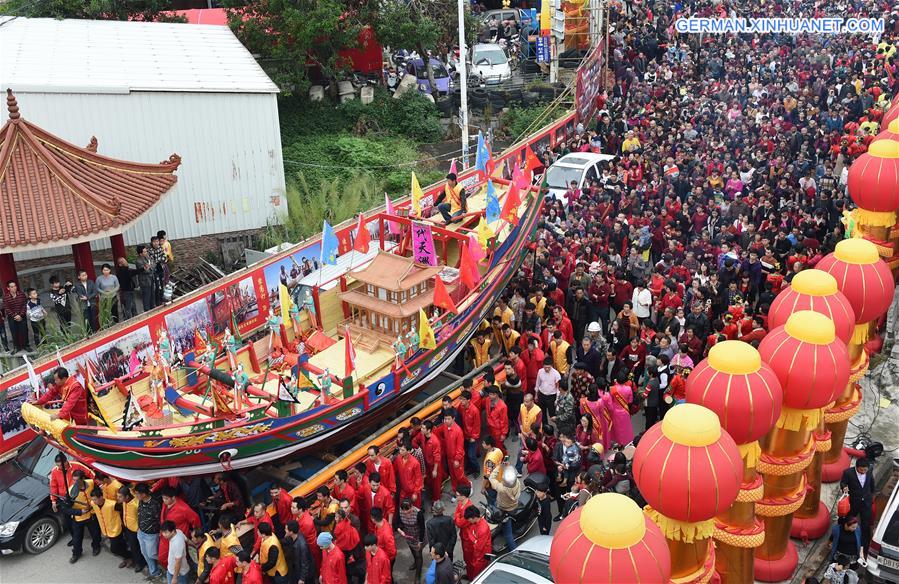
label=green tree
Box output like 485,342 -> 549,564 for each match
372,0 -> 478,97
222,0 -> 373,94
0,0 -> 185,21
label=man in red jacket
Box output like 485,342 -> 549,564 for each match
462,506 -> 492,580
508,347 -> 529,396
317,532 -> 347,584
521,337 -> 545,396
361,472 -> 394,535
236,549 -> 264,584
371,507 -> 396,564
393,442 -> 423,506
268,484 -> 293,537
422,421 -> 445,501
365,446 -> 396,495
484,386 -> 509,454
442,411 -> 468,490
157,487 -> 200,568
457,390 -> 481,475
331,470 -> 358,515
291,497 -> 321,569
363,533 -> 391,584
34,367 -> 88,425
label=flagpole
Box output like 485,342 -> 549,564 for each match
457,0 -> 470,169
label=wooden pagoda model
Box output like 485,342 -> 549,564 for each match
338,250 -> 443,350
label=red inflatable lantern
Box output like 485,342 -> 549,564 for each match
634,403 -> 742,524
686,341 -> 783,449
874,117 -> 899,142
882,96 -> 899,129
847,139 -> 899,213
549,493 -> 671,584
758,311 -> 849,415
768,269 -> 855,345
816,239 -> 894,328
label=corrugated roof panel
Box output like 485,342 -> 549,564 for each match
0,16 -> 279,94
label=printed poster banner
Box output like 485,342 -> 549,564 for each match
412,221 -> 438,266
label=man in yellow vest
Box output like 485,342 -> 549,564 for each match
95,472 -> 123,502
518,392 -> 543,438
499,324 -> 520,356
470,330 -> 492,368
116,485 -> 147,572
257,522 -> 289,583
548,330 -> 572,376
529,290 -> 547,319
65,469 -> 101,564
494,297 -> 514,327
436,173 -> 467,223
89,487 -> 130,566
191,528 -> 217,581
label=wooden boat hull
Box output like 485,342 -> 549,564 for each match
23,189 -> 543,481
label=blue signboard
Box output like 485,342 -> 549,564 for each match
536,36 -> 550,63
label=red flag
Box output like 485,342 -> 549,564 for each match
500,182 -> 522,225
344,326 -> 357,378
194,331 -> 208,355
524,146 -> 542,172
460,243 -> 482,290
433,275 -> 458,314
353,214 -> 370,253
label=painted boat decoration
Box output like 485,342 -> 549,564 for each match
21,175 -> 543,481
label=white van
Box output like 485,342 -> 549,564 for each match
545,152 -> 617,205
867,471 -> 899,583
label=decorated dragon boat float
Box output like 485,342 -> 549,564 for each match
22,162 -> 543,481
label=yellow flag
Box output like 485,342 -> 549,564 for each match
411,172 -> 424,216
278,284 -> 293,317
476,216 -> 495,250
419,308 -> 437,350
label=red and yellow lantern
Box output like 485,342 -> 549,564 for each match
815,238 -> 895,480
686,341 -> 782,584
754,311 -> 849,582
634,403 -> 743,583
549,493 -> 671,583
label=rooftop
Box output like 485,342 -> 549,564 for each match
347,250 -> 443,291
0,90 -> 180,253
0,17 -> 279,94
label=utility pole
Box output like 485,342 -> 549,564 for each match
457,0 -> 470,169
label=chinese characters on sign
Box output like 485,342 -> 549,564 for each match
411,221 -> 437,266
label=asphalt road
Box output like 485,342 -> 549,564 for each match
1,540 -> 147,584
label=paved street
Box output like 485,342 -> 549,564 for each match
1,542 -> 147,584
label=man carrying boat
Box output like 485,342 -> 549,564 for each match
32,367 -> 87,425
435,173 -> 467,224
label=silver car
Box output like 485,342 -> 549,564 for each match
471,535 -> 553,584
867,472 -> 899,583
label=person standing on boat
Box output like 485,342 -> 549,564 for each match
435,173 -> 467,224
33,367 -> 88,425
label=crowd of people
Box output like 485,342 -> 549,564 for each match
0,230 -> 173,353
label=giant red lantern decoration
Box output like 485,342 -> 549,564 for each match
846,139 -> 899,213
816,239 -> 894,332
768,269 -> 855,345
550,493 -> 671,584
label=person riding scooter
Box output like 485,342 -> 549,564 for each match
488,463 -> 521,552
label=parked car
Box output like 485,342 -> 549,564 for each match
545,152 -> 618,205
471,43 -> 512,85
406,58 -> 452,95
867,470 -> 899,583
471,535 -> 553,584
0,437 -> 62,555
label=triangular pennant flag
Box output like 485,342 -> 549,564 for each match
23,354 -> 43,399
353,214 -> 371,253
278,284 -> 293,318
476,216 -> 495,250
460,243 -> 482,290
88,391 -> 117,432
500,181 -> 522,225
418,308 -> 437,350
212,382 -> 235,417
121,391 -> 145,431
194,331 -> 208,355
411,172 -> 424,217
433,275 -> 458,314
449,158 -> 458,176
485,180 -> 500,224
344,326 -> 357,379
512,161 -> 530,190
385,193 -> 402,235
524,145 -> 542,172
320,220 -> 339,266
474,132 -> 491,178
128,350 -> 141,375
468,233 -> 486,263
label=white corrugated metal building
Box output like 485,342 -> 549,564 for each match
0,17 -> 286,260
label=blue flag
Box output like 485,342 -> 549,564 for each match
320,220 -> 339,266
485,180 -> 500,223
474,131 -> 490,175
